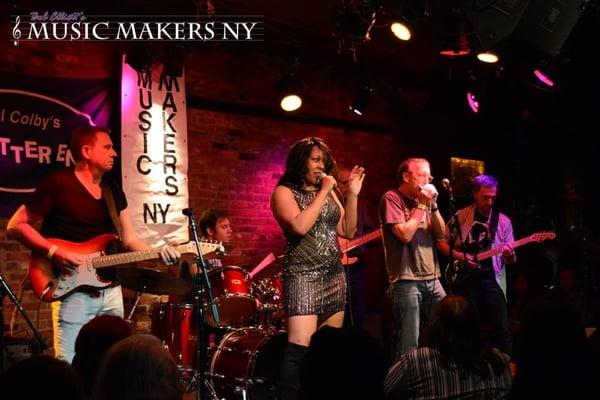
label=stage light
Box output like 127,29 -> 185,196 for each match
348,84 -> 374,116
391,21 -> 411,41
125,45 -> 153,72
477,51 -> 499,63
163,45 -> 185,77
280,94 -> 302,112
466,91 -> 480,113
533,69 -> 555,87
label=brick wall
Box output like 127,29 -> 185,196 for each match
0,39 -> 401,354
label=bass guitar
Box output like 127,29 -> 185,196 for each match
29,233 -> 225,302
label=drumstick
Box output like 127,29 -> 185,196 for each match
249,252 -> 277,278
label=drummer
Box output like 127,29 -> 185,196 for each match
198,209 -> 233,269
179,208 -> 233,280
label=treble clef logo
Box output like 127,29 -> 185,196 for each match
12,16 -> 21,46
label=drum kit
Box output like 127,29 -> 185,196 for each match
118,259 -> 286,400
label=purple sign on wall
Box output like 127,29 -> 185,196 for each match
0,73 -> 114,216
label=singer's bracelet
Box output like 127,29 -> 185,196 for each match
431,206 -> 439,212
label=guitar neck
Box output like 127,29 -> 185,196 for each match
477,237 -> 533,261
92,249 -> 162,269
340,229 -> 382,254
91,243 -> 193,269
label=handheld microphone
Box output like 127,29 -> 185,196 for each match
182,208 -> 194,217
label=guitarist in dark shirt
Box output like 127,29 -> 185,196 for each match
437,174 -> 515,355
7,126 -> 180,363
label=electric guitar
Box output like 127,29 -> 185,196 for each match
338,228 -> 382,265
29,233 -> 225,302
445,231 -> 556,285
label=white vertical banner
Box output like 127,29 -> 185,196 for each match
120,55 -> 189,246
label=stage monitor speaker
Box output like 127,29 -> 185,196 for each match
2,337 -> 41,371
460,0 -> 532,49
513,0 -> 589,57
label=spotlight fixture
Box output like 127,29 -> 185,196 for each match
524,58 -> 567,91
533,69 -> 555,87
465,70 -> 486,114
390,21 -> 412,41
532,60 -> 558,88
466,91 -> 480,113
477,51 -> 499,64
281,94 -> 302,112
162,45 -> 186,77
125,44 -> 154,72
348,84 -> 374,116
439,4 -> 470,57
276,57 -> 303,112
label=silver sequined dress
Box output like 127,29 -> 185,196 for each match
282,186 -> 346,316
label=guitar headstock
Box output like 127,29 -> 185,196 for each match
529,231 -> 556,243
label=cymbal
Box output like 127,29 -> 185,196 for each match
118,268 -> 192,295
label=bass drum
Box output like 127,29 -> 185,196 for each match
208,327 -> 287,400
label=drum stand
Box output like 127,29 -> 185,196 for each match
125,291 -> 143,323
0,272 -> 48,369
183,208 -> 222,400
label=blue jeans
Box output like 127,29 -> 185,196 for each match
389,279 -> 446,357
51,286 -> 124,363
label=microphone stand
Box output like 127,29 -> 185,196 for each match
0,273 -> 48,368
182,208 -> 220,400
445,183 -> 457,293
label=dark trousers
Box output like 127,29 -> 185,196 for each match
454,270 -> 512,355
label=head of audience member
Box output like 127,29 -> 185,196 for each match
278,137 -> 335,189
199,209 -> 232,243
91,334 -> 182,400
510,297 -> 592,399
71,315 -> 132,397
299,326 -> 385,400
556,267 -> 579,295
396,158 -> 432,199
472,174 -> 499,217
421,295 -> 508,377
0,355 -> 85,400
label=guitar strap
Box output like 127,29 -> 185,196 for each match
489,208 -> 500,244
101,181 -> 123,239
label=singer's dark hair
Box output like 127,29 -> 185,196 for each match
472,174 -> 498,193
396,158 -> 429,185
199,209 -> 229,236
277,137 -> 335,188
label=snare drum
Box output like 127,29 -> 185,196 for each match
208,327 -> 287,400
207,266 -> 257,327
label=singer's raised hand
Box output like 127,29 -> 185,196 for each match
347,165 -> 366,196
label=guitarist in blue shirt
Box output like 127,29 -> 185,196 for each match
437,174 -> 515,355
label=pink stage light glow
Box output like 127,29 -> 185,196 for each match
466,92 -> 479,113
533,69 -> 555,87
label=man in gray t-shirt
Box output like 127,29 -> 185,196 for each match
378,158 -> 446,357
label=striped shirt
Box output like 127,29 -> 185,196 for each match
384,347 -> 512,400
